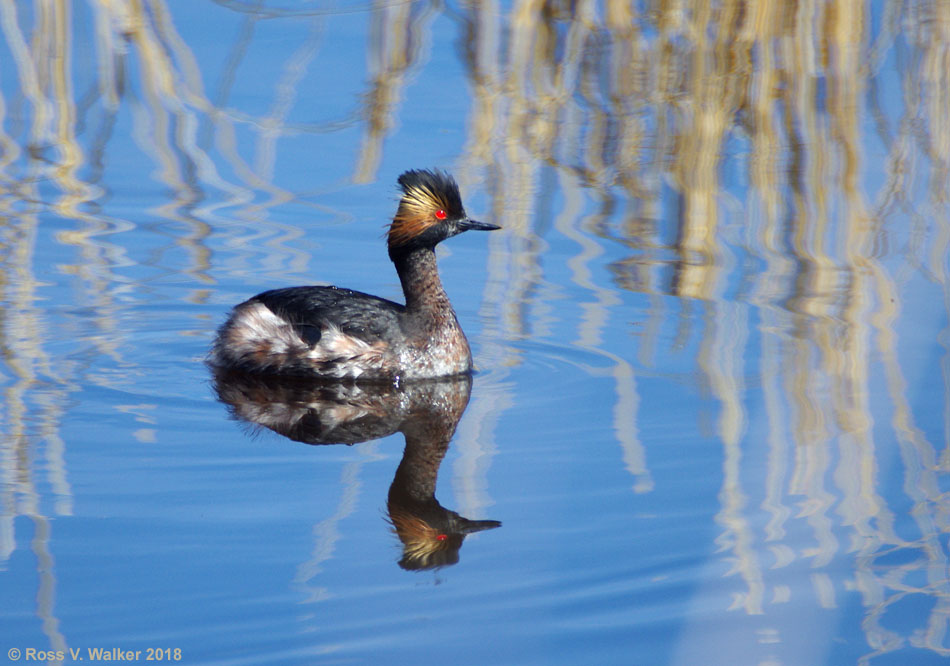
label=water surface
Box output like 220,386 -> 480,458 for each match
2,2 -> 949,665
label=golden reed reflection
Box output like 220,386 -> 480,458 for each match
212,371 -> 500,572
453,0 -> 950,660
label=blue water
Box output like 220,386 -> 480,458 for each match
3,2 -> 950,665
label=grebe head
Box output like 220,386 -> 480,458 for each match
388,169 -> 499,258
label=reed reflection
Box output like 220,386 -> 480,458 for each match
456,1 -> 950,660
212,371 -> 500,570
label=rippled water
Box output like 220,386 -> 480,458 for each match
2,2 -> 950,665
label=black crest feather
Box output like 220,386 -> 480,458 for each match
397,169 -> 463,214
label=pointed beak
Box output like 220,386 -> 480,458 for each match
457,518 -> 502,534
459,218 -> 501,232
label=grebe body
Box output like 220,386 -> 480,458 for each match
210,169 -> 498,381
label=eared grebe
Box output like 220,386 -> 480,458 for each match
209,169 -> 499,381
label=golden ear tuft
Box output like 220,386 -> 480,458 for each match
387,169 -> 465,250
388,183 -> 446,247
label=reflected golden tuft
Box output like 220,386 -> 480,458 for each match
387,506 -> 452,569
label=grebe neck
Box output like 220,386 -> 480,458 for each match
393,247 -> 452,314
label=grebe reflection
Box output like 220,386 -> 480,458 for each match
212,371 -> 500,570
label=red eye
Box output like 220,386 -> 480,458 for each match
434,209 -> 447,220
436,534 -> 448,541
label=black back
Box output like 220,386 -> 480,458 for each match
254,286 -> 405,345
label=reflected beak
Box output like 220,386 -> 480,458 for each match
459,218 -> 501,232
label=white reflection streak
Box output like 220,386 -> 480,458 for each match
872,265 -> 950,656
1,2 -> 51,143
295,442 -> 383,603
453,385 -> 507,522
134,7 -> 256,211
454,169 -> 510,516
256,17 -> 323,189
249,16 -> 325,274
761,315 -> 792,559
454,0 -> 512,521
41,415 -> 73,518
944,282 -> 950,471
706,301 -> 762,614
747,179 -> 795,574
556,168 -> 653,493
